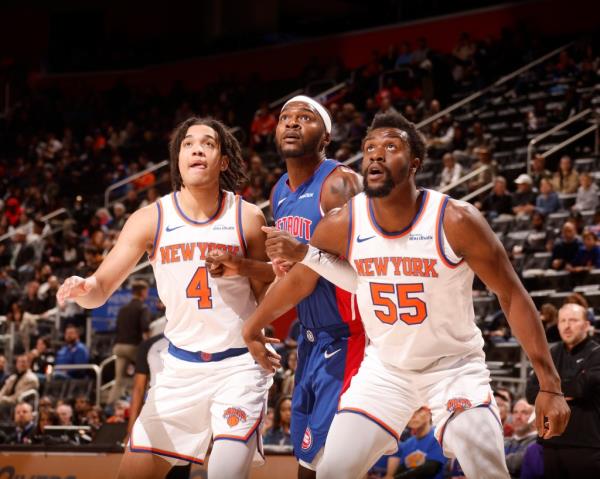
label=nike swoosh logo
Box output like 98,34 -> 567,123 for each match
166,225 -> 185,232
357,235 -> 375,243
324,348 -> 341,359
277,197 -> 287,206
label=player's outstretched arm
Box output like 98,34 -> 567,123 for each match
444,199 -> 570,439
56,205 -> 156,309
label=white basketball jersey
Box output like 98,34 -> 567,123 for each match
149,190 -> 257,352
347,189 -> 484,370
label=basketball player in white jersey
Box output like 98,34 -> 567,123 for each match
243,111 -> 570,478
57,117 -> 277,479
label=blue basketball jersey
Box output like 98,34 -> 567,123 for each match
271,159 -> 362,334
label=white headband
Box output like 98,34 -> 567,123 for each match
281,95 -> 332,134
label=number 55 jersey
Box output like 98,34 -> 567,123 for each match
347,188 -> 484,370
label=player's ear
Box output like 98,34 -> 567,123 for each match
411,157 -> 422,174
320,132 -> 331,153
220,155 -> 230,171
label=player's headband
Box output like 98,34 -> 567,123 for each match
281,95 -> 332,134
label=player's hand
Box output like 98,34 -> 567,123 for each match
56,276 -> 96,307
271,258 -> 294,277
206,250 -> 242,277
534,391 -> 570,439
242,326 -> 281,372
262,226 -> 308,264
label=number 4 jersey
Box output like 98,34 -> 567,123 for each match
347,189 -> 484,370
149,190 -> 257,352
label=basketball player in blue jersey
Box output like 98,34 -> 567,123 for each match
57,117 -> 278,479
244,111 -> 570,478
258,95 -> 365,478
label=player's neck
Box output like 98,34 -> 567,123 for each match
370,185 -> 421,233
284,155 -> 323,191
414,424 -> 431,439
178,185 -> 222,222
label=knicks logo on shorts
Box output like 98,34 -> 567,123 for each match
446,397 -> 472,413
405,450 -> 426,468
223,407 -> 247,427
301,426 -> 312,450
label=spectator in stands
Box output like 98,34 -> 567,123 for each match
567,230 -> 600,272
107,399 -> 129,424
530,154 -> 552,191
74,394 -> 92,425
493,389 -> 514,438
573,172 -> 599,212
536,178 -> 562,216
0,354 -> 7,388
56,403 -> 74,426
526,303 -> 600,478
250,102 -> 277,151
504,399 -> 537,478
281,348 -> 297,396
36,408 -> 59,437
551,221 -> 581,270
29,336 -> 55,378
86,405 -> 105,432
263,395 -> 292,447
54,324 -> 90,378
108,280 -> 151,403
386,407 -> 446,479
7,402 -> 36,444
512,174 -> 537,216
0,354 -> 39,415
521,211 -> 554,256
479,176 -> 513,219
551,155 -> 579,195
438,152 -> 463,188
468,146 -> 496,192
540,303 -> 560,343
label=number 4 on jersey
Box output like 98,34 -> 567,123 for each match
186,266 -> 213,309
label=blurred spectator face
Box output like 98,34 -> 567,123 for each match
35,338 -> 48,353
287,350 -> 297,372
539,179 -> 552,195
14,403 -> 33,427
57,404 -> 73,425
279,398 -> 292,428
26,281 -> 39,297
583,231 -> 597,250
39,396 -> 53,411
511,399 -> 534,436
559,156 -> 572,173
0,355 -> 6,371
380,95 -> 392,111
558,304 -> 589,349
38,410 -> 57,432
15,355 -> 29,373
87,407 -> 103,429
473,122 -> 483,137
442,153 -> 455,168
407,407 -> 431,431
540,303 -> 558,325
112,400 -> 129,421
430,99 -> 440,114
532,155 -> 545,172
561,222 -> 577,242
64,326 -> 79,345
249,155 -> 263,174
493,177 -> 507,195
475,147 -> 490,163
75,396 -> 91,415
580,173 -> 592,188
495,395 -> 509,424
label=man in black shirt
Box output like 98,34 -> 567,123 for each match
108,280 -> 151,404
526,303 -> 600,478
551,222 -> 581,270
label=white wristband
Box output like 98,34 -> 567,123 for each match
300,245 -> 358,293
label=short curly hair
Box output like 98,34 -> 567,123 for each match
169,117 -> 247,192
366,111 -> 426,163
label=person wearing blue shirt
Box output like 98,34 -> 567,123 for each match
387,407 -> 446,479
535,179 -> 562,216
55,324 -> 89,378
568,230 -> 600,271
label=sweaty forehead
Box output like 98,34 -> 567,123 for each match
365,128 -> 409,143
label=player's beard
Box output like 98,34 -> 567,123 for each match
363,165 -> 395,198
